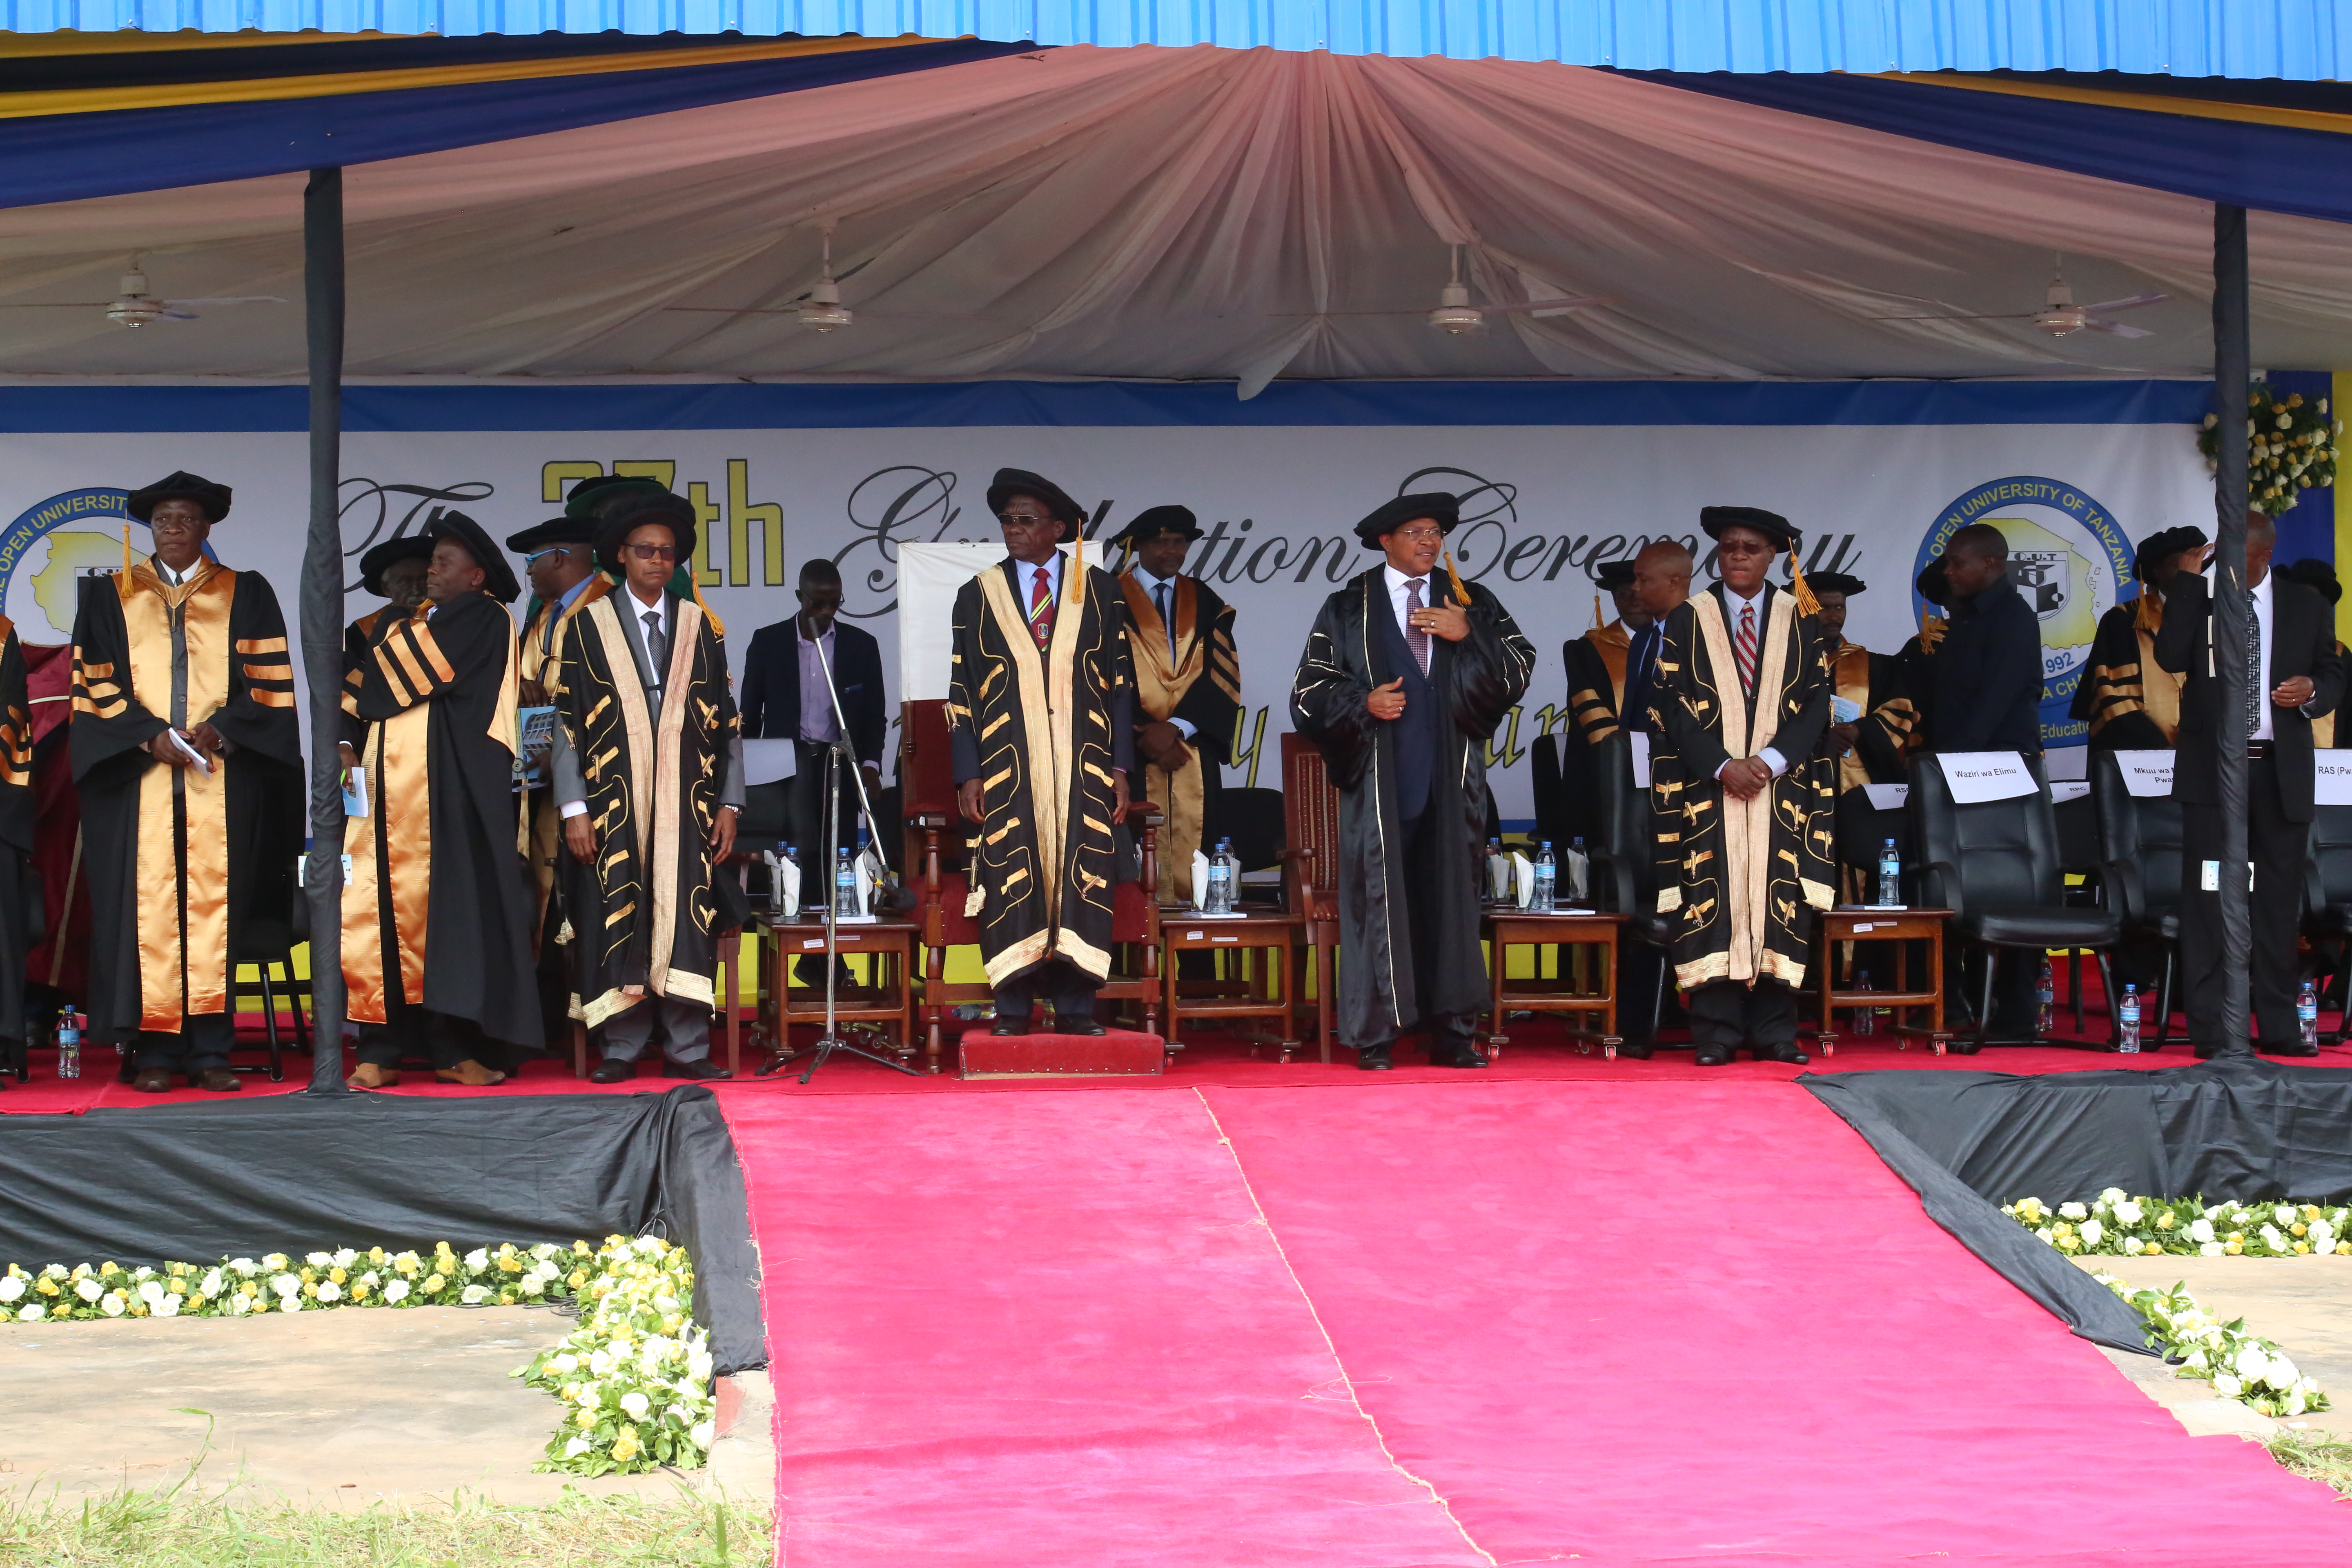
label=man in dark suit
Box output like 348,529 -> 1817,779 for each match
1929,523 -> 2045,756
2157,510 -> 2344,1057
741,559 -> 888,855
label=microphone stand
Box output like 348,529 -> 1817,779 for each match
759,620 -> 920,1082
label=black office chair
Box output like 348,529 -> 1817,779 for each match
1529,734 -> 1572,853
2301,804 -> 2352,1040
1910,752 -> 2125,1052
1205,785 -> 1285,907
1587,732 -> 1677,1050
2052,784 -> 2105,1033
2090,750 -> 2183,1050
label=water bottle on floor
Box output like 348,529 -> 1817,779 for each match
2118,984 -> 2141,1053
1532,842 -> 1557,913
2299,979 -> 2321,1051
1878,838 -> 1902,907
1853,971 -> 1875,1038
834,845 -> 860,919
2036,958 -> 2056,1037
55,1005 -> 80,1080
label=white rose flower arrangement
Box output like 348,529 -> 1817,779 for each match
2095,1272 -> 2330,1417
0,1236 -> 717,1475
515,1234 -> 719,1477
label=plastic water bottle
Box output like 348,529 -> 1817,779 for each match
1853,971 -> 1876,1037
1878,838 -> 1902,907
833,846 -> 859,919
2037,958 -> 2056,1037
1205,838 -> 1235,915
55,1005 -> 80,1080
1532,842 -> 1557,913
2118,984 -> 2141,1053
2299,979 -> 2321,1051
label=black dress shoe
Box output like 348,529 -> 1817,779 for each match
1057,1018 -> 1107,1036
2262,1041 -> 2321,1058
989,1013 -> 1031,1037
1429,1040 -> 1489,1068
1693,1046 -> 1734,1067
1756,1043 -> 1809,1065
589,1058 -> 636,1085
1356,1043 -> 1393,1071
2194,1042 -> 2224,1060
1616,1040 -> 1655,1061
131,1066 -> 173,1094
663,1058 -> 733,1080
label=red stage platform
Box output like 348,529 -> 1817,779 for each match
955,1026 -> 1163,1078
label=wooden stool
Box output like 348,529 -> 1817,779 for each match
1482,910 -> 1626,1060
765,913 -> 920,1068
1811,906 -> 1953,1056
1163,910 -> 1303,1063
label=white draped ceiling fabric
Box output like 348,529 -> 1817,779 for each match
4,46 -> 2350,394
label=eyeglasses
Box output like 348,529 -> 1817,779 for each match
997,511 -> 1054,526
1389,527 -> 1445,543
624,543 -> 677,561
523,546 -> 576,566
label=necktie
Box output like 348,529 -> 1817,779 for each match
2246,597 -> 2263,742
643,609 -> 668,685
1155,581 -> 1175,657
1028,566 -> 1054,650
1405,578 -> 1431,675
1735,602 -> 1759,696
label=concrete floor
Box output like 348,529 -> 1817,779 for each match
2082,1254 -> 2352,1439
0,1307 -> 774,1508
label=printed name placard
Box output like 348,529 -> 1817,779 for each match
2316,752 -> 2352,806
2050,781 -> 2091,805
1861,783 -> 1909,811
2113,750 -> 2174,798
1936,751 -> 2037,804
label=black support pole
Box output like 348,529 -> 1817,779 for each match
2212,203 -> 2253,1057
303,167 -> 350,1095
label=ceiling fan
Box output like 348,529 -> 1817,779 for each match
0,256 -> 284,328
1278,245 -> 1609,335
664,225 -> 924,335
1875,259 -> 2167,339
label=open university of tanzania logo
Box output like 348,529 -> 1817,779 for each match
0,488 -> 136,645
1913,476 -> 2134,746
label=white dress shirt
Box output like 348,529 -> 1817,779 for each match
1129,564 -> 1195,739
1015,551 -> 1063,611
1715,583 -> 1787,780
1382,563 -> 1435,666
2251,569 -> 2276,742
151,553 -> 196,586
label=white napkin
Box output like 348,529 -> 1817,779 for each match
1488,853 -> 1511,901
854,852 -> 875,916
1192,849 -> 1211,910
1564,845 -> 1589,902
769,852 -> 802,918
1512,852 -> 1534,908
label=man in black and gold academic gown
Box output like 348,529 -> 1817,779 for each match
2070,526 -> 2204,750
339,511 -> 539,1089
951,468 -> 1136,1037
508,515 -> 608,1039
70,471 -> 302,1093
1808,572 -> 1915,889
1564,558 -> 1643,748
1113,505 -> 1241,904
337,534 -> 433,758
552,492 -> 743,1083
1647,506 -> 1835,1067
1291,492 -> 1536,1070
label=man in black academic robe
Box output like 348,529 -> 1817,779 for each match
71,471 -> 302,1093
2156,512 -> 2344,1057
2070,526 -> 2204,751
1646,508 -> 1835,1066
339,511 -> 539,1087
950,468 -> 1136,1036
1112,504 -> 1242,904
552,492 -> 744,1082
338,533 -> 433,756
1290,492 -> 1535,1069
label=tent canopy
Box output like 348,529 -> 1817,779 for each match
0,45 -> 2348,392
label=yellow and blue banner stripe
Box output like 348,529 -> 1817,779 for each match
0,29 -> 1034,207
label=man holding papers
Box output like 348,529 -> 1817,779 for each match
71,472 -> 302,1093
2157,510 -> 2343,1057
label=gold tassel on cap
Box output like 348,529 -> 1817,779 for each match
1787,550 -> 1821,617
1593,590 -> 1605,629
118,523 -> 134,604
2133,589 -> 2162,635
1442,548 -> 1470,605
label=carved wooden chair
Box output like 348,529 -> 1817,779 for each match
1278,731 -> 1344,1063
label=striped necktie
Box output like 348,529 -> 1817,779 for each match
1735,601 -> 1759,696
1027,564 -> 1054,650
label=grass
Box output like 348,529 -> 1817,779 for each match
0,1430 -> 769,1567
2269,1428 -> 2352,1499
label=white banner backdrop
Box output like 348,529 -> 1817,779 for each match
0,396 -> 2216,822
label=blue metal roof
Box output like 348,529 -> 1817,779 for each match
0,1 -> 2342,76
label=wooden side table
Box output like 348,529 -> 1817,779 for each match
1483,910 -> 1626,1060
1163,911 -> 1303,1063
763,913 -> 921,1070
1811,906 -> 1953,1056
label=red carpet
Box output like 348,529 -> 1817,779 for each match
726,1080 -> 2352,1567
